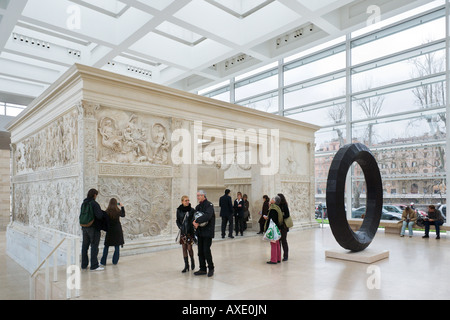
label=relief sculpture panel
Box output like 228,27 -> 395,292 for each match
13,177 -> 81,235
15,110 -> 78,174
96,108 -> 171,165
98,177 -> 172,240
281,182 -> 311,222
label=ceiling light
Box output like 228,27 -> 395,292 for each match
127,64 -> 152,77
14,33 -> 50,49
294,29 -> 303,38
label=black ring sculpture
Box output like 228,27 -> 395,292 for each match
326,143 -> 383,252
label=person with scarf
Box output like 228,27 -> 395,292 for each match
176,195 -> 196,272
264,196 -> 283,264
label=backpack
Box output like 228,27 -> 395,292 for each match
79,201 -> 94,227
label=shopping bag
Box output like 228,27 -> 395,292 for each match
263,219 -> 281,241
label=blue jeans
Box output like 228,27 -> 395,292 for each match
401,221 -> 414,236
424,220 -> 443,236
81,226 -> 101,270
101,245 -> 120,265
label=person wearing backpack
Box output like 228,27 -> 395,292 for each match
80,188 -> 107,271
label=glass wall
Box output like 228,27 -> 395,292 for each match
200,0 -> 448,221
0,102 -> 27,117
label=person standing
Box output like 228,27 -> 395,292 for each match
176,195 -> 196,273
80,188 -> 106,271
193,190 -> 216,277
277,193 -> 289,261
100,198 -> 125,266
243,194 -> 250,232
233,192 -> 245,236
258,195 -> 270,234
219,189 -> 234,239
400,206 -> 417,238
423,205 -> 444,239
264,196 -> 283,264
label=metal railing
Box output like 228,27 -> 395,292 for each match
29,226 -> 81,300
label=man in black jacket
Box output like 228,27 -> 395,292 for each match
80,188 -> 107,271
193,190 -> 215,277
219,189 -> 234,239
423,204 -> 445,239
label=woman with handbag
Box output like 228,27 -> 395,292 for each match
176,195 -> 196,273
264,196 -> 283,264
278,193 -> 291,261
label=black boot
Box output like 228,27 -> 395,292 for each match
190,256 -> 195,271
182,257 -> 189,273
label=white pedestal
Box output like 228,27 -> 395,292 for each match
325,248 -> 389,264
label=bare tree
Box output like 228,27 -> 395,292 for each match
352,90 -> 385,208
356,94 -> 385,146
247,98 -> 274,113
409,47 -> 446,200
327,103 -> 346,147
410,50 -> 446,171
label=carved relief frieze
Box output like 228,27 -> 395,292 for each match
280,140 -> 309,176
97,176 -> 172,240
14,109 -> 78,175
280,182 -> 312,222
96,108 -> 171,165
98,163 -> 172,177
279,174 -> 310,183
13,177 -> 81,235
78,101 -> 100,193
12,164 -> 80,184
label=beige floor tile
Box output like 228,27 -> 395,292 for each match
1,226 -> 450,300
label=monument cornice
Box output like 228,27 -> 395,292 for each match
7,64 -> 321,137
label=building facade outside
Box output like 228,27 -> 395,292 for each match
200,0 -> 449,219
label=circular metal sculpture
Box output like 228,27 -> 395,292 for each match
326,143 -> 383,252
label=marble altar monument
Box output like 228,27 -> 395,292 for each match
6,64 -> 319,272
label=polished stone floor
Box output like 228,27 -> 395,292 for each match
1,225 -> 449,300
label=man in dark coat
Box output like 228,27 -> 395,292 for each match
193,190 -> 215,277
219,189 -> 234,239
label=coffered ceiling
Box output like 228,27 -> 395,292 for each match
0,0 -> 434,106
